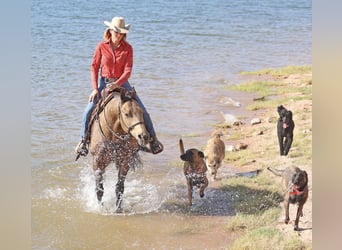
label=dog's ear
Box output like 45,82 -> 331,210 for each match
198,151 -> 205,159
277,105 -> 284,116
180,154 -> 186,161
278,105 -> 288,118
287,110 -> 293,120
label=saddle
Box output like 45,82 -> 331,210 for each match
83,86 -> 136,147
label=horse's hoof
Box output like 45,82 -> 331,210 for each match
116,207 -> 123,213
96,193 -> 104,202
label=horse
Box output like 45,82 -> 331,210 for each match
88,87 -> 150,212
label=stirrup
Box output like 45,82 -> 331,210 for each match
75,140 -> 88,161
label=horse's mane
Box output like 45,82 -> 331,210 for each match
83,87 -> 137,145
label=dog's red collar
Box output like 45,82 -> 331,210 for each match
290,185 -> 303,195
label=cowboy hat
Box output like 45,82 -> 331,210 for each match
104,17 -> 131,34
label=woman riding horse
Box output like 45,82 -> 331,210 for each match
75,16 -> 163,158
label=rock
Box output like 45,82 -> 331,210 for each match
220,97 -> 241,107
253,96 -> 265,101
250,118 -> 261,125
220,112 -> 242,126
226,145 -> 235,152
233,120 -> 244,126
233,142 -> 248,151
254,130 -> 264,136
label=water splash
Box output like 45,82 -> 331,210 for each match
41,187 -> 68,200
77,160 -> 167,215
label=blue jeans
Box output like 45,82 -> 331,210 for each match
80,77 -> 156,139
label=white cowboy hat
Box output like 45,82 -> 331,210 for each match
104,16 -> 131,34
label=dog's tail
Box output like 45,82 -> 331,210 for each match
267,167 -> 284,177
179,138 -> 185,155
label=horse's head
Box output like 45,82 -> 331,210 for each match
119,88 -> 150,146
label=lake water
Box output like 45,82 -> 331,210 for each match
31,0 -> 311,249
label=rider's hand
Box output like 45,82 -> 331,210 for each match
89,89 -> 99,102
107,83 -> 119,92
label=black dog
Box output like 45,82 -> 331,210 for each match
277,105 -> 295,156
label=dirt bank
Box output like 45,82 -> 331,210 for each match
217,67 -> 312,248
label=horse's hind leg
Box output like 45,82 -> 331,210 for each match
92,149 -> 111,203
94,169 -> 104,202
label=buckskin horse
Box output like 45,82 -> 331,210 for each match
87,87 -> 150,212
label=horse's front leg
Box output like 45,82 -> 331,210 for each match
92,146 -> 112,204
115,163 -> 129,212
94,168 -> 104,202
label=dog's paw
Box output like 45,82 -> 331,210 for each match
294,225 -> 300,231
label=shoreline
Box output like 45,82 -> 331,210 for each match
217,65 -> 312,249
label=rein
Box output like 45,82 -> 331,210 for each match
118,103 -> 145,133
102,102 -> 128,141
98,96 -> 144,141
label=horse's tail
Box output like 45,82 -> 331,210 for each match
179,138 -> 185,155
267,167 -> 284,177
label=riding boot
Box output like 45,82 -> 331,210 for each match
149,136 -> 164,154
75,137 -> 89,161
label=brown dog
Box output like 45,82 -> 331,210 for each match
267,166 -> 309,231
204,130 -> 226,181
179,138 -> 209,206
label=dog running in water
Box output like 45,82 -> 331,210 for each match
179,138 -> 209,206
267,166 -> 309,231
204,130 -> 226,181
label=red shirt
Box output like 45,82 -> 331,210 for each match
91,39 -> 133,89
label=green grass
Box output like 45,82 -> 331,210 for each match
180,133 -> 202,138
229,82 -> 312,111
228,65 -> 312,111
227,208 -> 280,232
229,226 -> 309,250
230,81 -> 281,97
225,138 -> 278,168
222,65 -> 312,249
222,173 -> 283,213
240,65 -> 312,77
223,173 -> 311,250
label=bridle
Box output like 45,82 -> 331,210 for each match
98,97 -> 144,141
118,101 -> 145,134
